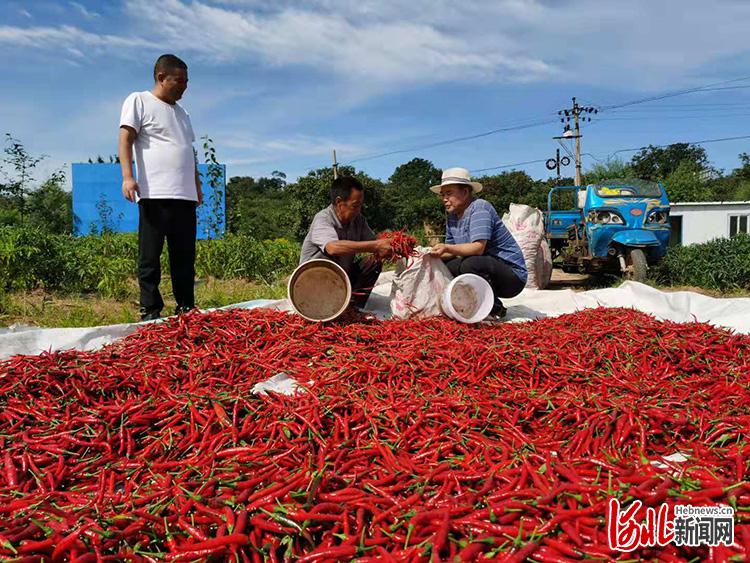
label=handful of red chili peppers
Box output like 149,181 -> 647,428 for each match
0,308 -> 748,561
377,229 -> 418,261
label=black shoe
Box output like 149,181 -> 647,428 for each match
140,309 -> 161,321
490,299 -> 507,319
175,305 -> 196,315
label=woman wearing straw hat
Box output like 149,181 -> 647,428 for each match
429,167 -> 527,317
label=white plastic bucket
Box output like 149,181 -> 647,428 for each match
440,274 -> 494,323
288,259 -> 352,322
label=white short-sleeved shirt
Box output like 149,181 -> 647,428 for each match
120,91 -> 197,201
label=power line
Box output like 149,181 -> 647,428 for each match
581,152 -> 605,164
607,134 -> 750,157
593,113 -> 750,122
301,74 -> 750,173
344,118 -> 557,165
584,134 -> 750,163
597,76 -> 750,111
612,101 -> 750,108
607,106 -> 750,113
471,158 -> 548,173
474,134 -> 750,175
697,85 -> 750,92
557,138 -> 575,159
642,102 -> 750,107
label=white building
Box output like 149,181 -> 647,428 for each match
669,201 -> 750,246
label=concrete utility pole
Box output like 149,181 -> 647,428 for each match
558,98 -> 597,186
331,149 -> 339,179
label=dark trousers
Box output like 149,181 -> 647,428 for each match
138,199 -> 197,315
349,256 -> 382,308
445,255 -> 525,300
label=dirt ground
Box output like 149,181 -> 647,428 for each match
548,269 -> 590,289
546,269 -> 748,298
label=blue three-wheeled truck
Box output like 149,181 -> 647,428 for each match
545,179 -> 671,282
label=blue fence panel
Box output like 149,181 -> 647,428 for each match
71,163 -> 225,239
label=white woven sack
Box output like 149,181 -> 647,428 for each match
390,249 -> 454,319
502,203 -> 546,289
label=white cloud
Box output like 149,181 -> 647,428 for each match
6,0 -> 749,96
70,1 -> 101,19
498,0 -> 750,90
124,0 -> 557,89
19,9 -> 33,19
0,25 -> 156,53
119,0 -> 750,94
219,132 -> 366,157
3,0 -> 750,183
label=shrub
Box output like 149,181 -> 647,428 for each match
0,227 -> 301,296
652,234 -> 750,291
0,226 -> 68,291
195,236 -> 300,283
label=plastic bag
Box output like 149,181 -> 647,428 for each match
390,249 -> 454,319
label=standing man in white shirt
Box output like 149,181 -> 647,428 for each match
118,54 -> 203,321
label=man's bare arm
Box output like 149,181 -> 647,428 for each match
194,156 -> 203,205
325,238 -> 392,258
119,126 -> 139,202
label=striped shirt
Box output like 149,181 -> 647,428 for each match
446,199 -> 528,284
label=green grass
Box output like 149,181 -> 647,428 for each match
0,277 -> 287,328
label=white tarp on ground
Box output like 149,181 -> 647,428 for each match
363,275 -> 750,333
2,280 -> 749,361
0,299 -> 286,361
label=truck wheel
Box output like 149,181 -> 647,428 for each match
625,249 -> 648,282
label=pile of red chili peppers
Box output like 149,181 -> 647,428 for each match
377,230 -> 418,261
0,308 -> 748,561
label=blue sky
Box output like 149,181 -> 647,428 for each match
1,0 -> 750,187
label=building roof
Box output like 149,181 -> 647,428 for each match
671,201 -> 750,207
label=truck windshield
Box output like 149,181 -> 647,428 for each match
591,179 -> 661,198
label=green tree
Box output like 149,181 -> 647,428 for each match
225,174 -> 295,240
201,136 -> 225,239
477,170 -> 537,215
630,143 -> 710,181
733,153 -> 750,179
582,158 -> 633,184
226,175 -> 256,234
25,172 -> 73,234
0,135 -> 75,230
664,160 -> 713,202
286,167 -> 388,241
1,134 -> 47,220
707,153 -> 750,201
727,153 -> 750,200
384,158 -> 444,231
87,154 -> 120,164
517,177 -> 576,212
733,182 -> 750,201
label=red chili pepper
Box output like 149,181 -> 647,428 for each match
377,229 -> 418,261
3,451 -> 18,487
174,533 -> 249,552
0,307 -> 748,560
296,545 -> 358,563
